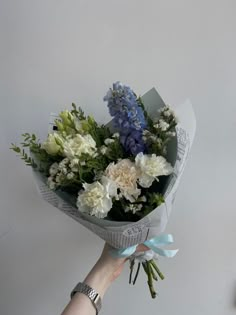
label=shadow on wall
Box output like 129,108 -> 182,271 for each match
232,280 -> 236,308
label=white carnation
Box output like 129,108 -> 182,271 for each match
105,159 -> 140,202
76,176 -> 117,219
135,152 -> 173,188
63,134 -> 97,159
69,158 -> 79,168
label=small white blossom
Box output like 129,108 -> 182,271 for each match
67,172 -> 74,180
112,133 -> 120,138
47,176 -> 56,190
49,162 -> 59,176
138,196 -> 147,202
59,158 -> 69,170
150,135 -> 158,142
55,173 -> 64,183
104,138 -> 115,145
125,203 -> 142,214
158,119 -> 169,131
143,130 -> 150,136
80,161 -> 86,166
161,106 -> 178,123
166,131 -> 176,137
71,167 -> 79,172
135,152 -> 173,188
61,167 -> 68,175
100,145 -> 108,155
163,109 -> 171,117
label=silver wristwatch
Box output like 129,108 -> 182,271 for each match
71,282 -> 102,314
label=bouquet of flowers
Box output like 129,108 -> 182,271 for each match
11,82 -> 195,298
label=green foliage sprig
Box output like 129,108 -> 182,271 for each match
11,133 -> 55,173
10,142 -> 37,168
71,103 -> 86,120
137,96 -> 154,131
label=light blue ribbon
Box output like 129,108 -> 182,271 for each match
110,234 -> 178,258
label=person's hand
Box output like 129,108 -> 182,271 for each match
84,243 -> 148,298
61,243 -> 148,315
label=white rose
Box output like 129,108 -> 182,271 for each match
105,159 -> 140,202
42,133 -> 64,155
76,176 -> 117,219
63,134 -> 97,159
135,152 -> 173,188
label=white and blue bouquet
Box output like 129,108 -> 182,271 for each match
11,82 -> 195,298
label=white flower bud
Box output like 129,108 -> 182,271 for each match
104,138 -> 115,145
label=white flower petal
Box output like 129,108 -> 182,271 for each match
135,152 -> 173,187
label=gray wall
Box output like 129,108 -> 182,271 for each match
1,1 -> 236,314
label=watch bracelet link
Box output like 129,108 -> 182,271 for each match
71,282 -> 102,314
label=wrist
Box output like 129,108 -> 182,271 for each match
84,261 -> 114,298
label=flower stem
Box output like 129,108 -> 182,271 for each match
133,262 -> 141,285
143,261 -> 157,298
147,261 -> 157,298
129,258 -> 135,284
149,262 -> 158,281
150,260 -> 165,280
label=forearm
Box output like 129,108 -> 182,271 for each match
61,292 -> 96,315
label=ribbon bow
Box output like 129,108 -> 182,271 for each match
110,234 -> 178,258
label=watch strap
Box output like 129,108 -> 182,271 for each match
71,282 -> 102,314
